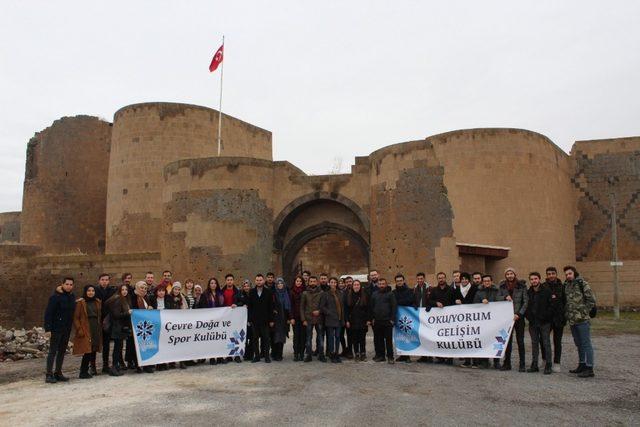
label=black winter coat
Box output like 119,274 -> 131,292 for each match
393,284 -> 415,307
413,284 -> 431,308
345,290 -> 368,330
44,286 -> 76,333
95,285 -> 116,319
369,287 -> 397,323
248,287 -> 274,325
526,285 -> 554,326
453,284 -> 478,305
473,285 -> 507,303
429,285 -> 455,307
544,279 -> 566,327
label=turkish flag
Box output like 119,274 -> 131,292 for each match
209,44 -> 224,72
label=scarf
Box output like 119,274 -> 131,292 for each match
83,285 -> 96,301
275,286 -> 291,311
460,283 -> 471,298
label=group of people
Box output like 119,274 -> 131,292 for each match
43,265 -> 597,383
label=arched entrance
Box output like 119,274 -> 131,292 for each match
274,192 -> 370,283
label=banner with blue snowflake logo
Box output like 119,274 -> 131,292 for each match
131,306 -> 247,366
394,301 -> 514,358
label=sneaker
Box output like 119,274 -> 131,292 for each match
45,374 -> 57,384
552,365 -> 561,373
388,359 -> 395,364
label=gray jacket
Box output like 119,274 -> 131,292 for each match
499,279 -> 529,317
319,290 -> 345,328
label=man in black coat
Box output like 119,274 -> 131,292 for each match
526,272 -> 554,374
454,272 -> 478,367
430,272 -> 455,308
94,273 -> 115,374
393,273 -> 414,363
248,274 -> 274,363
544,266 -> 566,372
430,272 -> 455,364
369,278 -> 397,364
44,277 -> 76,383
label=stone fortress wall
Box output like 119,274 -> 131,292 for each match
1,102 -> 638,327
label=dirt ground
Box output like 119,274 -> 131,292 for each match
0,333 -> 639,426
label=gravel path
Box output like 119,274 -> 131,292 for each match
0,334 -> 638,426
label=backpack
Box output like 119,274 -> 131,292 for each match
578,280 -> 597,318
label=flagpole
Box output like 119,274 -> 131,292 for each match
217,35 -> 225,156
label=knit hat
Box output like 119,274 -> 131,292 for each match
172,281 -> 182,290
504,267 -> 516,275
194,284 -> 202,291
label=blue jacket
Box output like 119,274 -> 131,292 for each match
44,286 -> 76,333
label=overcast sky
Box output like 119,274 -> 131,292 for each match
1,1 -> 639,212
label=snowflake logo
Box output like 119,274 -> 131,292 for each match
492,328 -> 510,356
398,315 -> 413,333
226,329 -> 246,356
135,320 -> 155,342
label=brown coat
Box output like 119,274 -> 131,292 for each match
72,298 -> 102,355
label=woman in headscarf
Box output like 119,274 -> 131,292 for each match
128,281 -> 154,373
271,277 -> 292,361
106,284 -> 131,376
193,284 -> 205,308
166,282 -> 188,369
73,285 -> 102,378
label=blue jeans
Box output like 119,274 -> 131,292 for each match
305,322 -> 324,356
326,326 -> 342,354
570,321 -> 594,367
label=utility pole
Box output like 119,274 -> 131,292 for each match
608,177 -> 620,320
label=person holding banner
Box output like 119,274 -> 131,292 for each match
345,279 -> 369,361
454,272 -> 479,368
166,283 -> 188,369
129,281 -> 154,373
473,274 -> 508,369
248,274 -> 274,363
430,272 -> 455,364
369,278 -> 397,364
499,268 -> 528,372
393,273 -> 415,363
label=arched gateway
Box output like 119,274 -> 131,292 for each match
273,192 -> 370,283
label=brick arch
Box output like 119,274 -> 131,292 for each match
273,191 -> 369,251
282,222 -> 370,283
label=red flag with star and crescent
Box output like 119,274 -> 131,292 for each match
209,44 -> 224,72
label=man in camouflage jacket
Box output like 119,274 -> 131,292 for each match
563,266 -> 596,378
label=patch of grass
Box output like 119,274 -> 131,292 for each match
590,311 -> 640,335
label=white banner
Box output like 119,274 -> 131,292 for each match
131,307 -> 248,366
394,301 -> 514,358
